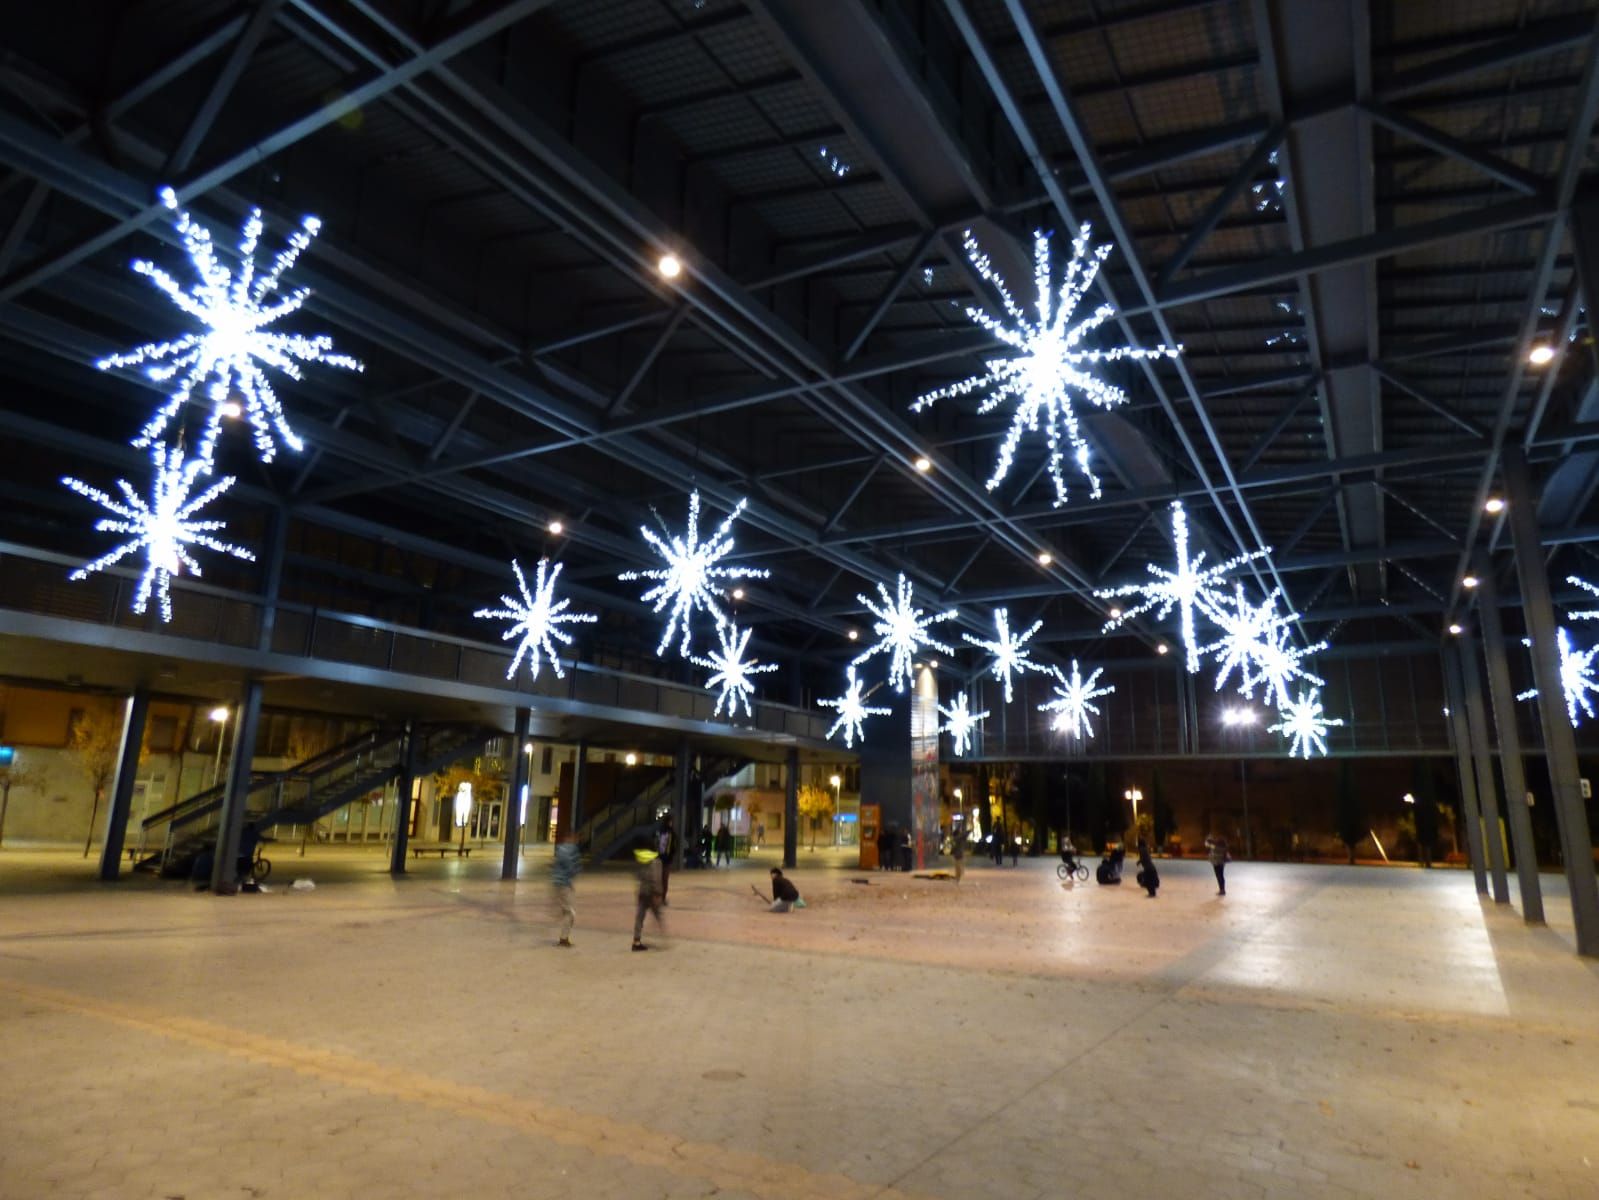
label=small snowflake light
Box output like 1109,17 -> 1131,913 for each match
852,573 -> 958,692
910,224 -> 1180,507
98,187 -> 362,465
475,557 -> 596,682
1517,625 -> 1599,725
937,690 -> 990,756
962,608 -> 1048,703
1269,687 -> 1344,758
1037,660 -> 1114,740
1567,574 -> 1599,622
62,444 -> 255,622
692,623 -> 778,720
1200,584 -> 1325,707
618,491 -> 769,658
1095,500 -> 1269,673
820,665 -> 892,748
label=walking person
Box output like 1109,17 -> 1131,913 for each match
714,822 -> 733,867
1206,833 -> 1230,896
1135,836 -> 1160,898
632,845 -> 666,951
657,816 -> 676,904
551,833 -> 580,946
1007,829 -> 1019,866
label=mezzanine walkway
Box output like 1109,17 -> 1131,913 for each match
0,849 -> 1595,1199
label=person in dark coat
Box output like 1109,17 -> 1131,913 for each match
1096,844 -> 1125,885
991,823 -> 1006,866
1135,837 -> 1160,898
714,823 -> 733,867
878,824 -> 894,871
765,867 -> 801,912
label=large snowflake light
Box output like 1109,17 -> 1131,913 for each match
692,623 -> 778,720
1200,584 -> 1325,707
1038,660 -> 1114,740
619,491 -> 769,658
962,607 -> 1047,702
61,444 -> 254,623
852,574 -> 958,692
98,187 -> 362,465
1567,574 -> 1599,621
937,690 -> 990,756
910,224 -> 1180,507
1095,500 -> 1269,673
1269,688 -> 1344,758
1517,626 -> 1599,726
820,665 -> 892,748
475,557 -> 596,682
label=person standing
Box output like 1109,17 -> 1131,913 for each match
657,816 -> 676,904
1135,836 -> 1159,898
1007,830 -> 1019,866
632,846 -> 666,951
951,827 -> 965,884
1205,833 -> 1230,896
551,833 -> 580,946
991,823 -> 1006,866
714,822 -> 733,867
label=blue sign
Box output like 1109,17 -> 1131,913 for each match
0,746 -> 13,767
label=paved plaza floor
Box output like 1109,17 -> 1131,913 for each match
1,845 -> 1597,1199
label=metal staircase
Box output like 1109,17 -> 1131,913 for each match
579,754 -> 748,863
138,723 -> 494,875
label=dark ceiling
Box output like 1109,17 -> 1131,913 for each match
2,0 -> 1599,705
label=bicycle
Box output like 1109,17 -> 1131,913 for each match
1056,855 -> 1089,882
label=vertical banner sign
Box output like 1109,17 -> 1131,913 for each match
910,665 -> 941,870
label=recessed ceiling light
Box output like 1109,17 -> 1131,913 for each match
219,401 -> 242,419
1155,643 -> 1169,655
1037,551 -> 1053,566
732,587 -> 744,600
846,628 -> 858,641
913,456 -> 932,472
927,659 -> 938,669
1462,575 -> 1479,589
1484,497 -> 1505,515
657,253 -> 682,279
1109,606 -> 1122,620
1528,344 -> 1556,366
1448,622 -> 1463,636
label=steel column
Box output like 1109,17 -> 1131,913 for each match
1457,638 -> 1511,903
1473,569 -> 1546,922
571,739 -> 589,834
210,679 -> 263,894
673,738 -> 691,871
389,720 -> 418,874
257,506 -> 289,653
502,708 -> 530,879
783,747 -> 799,870
1503,446 -> 1599,954
97,688 -> 150,882
1441,649 -> 1490,893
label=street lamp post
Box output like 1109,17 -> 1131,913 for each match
1125,787 -> 1142,841
208,706 -> 230,790
830,774 -> 841,847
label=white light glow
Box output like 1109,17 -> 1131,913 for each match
909,225 -> 1181,507
1518,625 -> 1599,725
820,665 -> 892,749
1484,497 -> 1505,514
1201,584 -> 1327,708
962,607 -> 1048,703
692,623 -> 778,720
1529,344 -> 1556,366
98,187 -> 362,465
658,253 -> 682,279
475,557 -> 597,681
618,491 -> 769,658
852,573 -> 957,693
1269,688 -> 1344,758
937,690 -> 990,756
62,444 -> 254,622
1095,500 -> 1269,673
1037,660 -> 1114,740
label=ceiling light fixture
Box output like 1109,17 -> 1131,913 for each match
1484,497 -> 1505,515
1528,344 -> 1556,366
913,456 -> 932,472
657,253 -> 682,279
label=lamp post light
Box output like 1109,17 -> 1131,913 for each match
208,706 -> 230,789
830,774 -> 842,847
1222,707 -> 1257,858
1124,787 -> 1142,839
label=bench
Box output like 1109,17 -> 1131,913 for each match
411,844 -> 473,859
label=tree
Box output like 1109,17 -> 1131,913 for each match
1335,760 -> 1364,864
69,705 -> 131,858
0,759 -> 40,848
796,783 -> 833,850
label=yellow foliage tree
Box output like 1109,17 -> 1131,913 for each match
796,783 -> 834,850
0,758 -> 40,848
69,704 -> 142,859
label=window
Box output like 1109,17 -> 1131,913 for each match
541,746 -> 553,775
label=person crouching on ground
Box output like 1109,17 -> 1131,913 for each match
1135,836 -> 1160,898
632,846 -> 666,951
552,832 -> 580,946
766,867 -> 801,912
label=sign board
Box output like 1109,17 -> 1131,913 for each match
1582,778 -> 1592,800
0,746 -> 13,767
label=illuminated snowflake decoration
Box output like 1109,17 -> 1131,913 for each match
1095,500 -> 1269,673
618,491 -> 769,658
692,623 -> 778,720
475,558 -> 596,682
961,608 -> 1047,703
852,573 -> 958,692
910,224 -> 1181,507
1200,584 -> 1325,707
1268,688 -> 1344,759
1517,626 -> 1599,726
820,665 -> 892,749
61,444 -> 254,623
1567,574 -> 1599,622
937,690 -> 990,756
98,187 -> 362,465
1037,660 -> 1114,740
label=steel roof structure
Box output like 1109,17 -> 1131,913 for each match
4,0 -> 1599,760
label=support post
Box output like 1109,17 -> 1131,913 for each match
1474,567 -> 1546,922
1504,446 -> 1599,955
1441,649 -> 1489,893
210,679 -> 263,894
1457,639 -> 1511,903
571,739 -> 589,834
97,688 -> 150,881
783,748 -> 799,870
256,506 -> 289,653
673,738 -> 690,870
389,720 -> 418,874
502,708 -> 530,880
